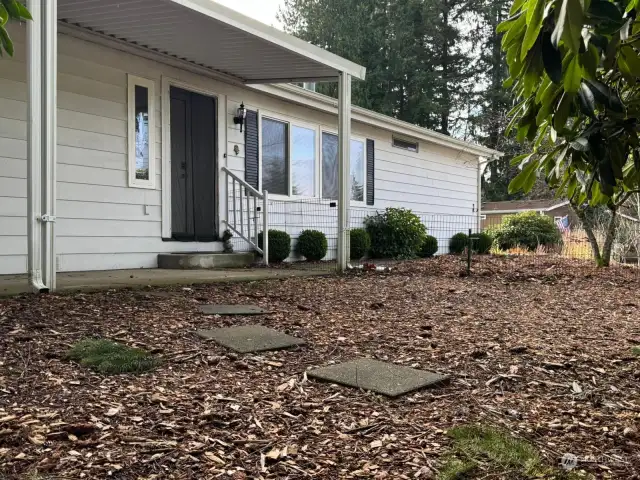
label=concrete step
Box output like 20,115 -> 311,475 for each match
158,252 -> 255,270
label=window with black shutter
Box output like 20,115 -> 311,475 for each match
244,110 -> 259,190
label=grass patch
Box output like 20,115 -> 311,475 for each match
438,425 -> 588,479
67,338 -> 160,374
632,347 -> 640,356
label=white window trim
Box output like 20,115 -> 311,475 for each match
321,129 -> 367,206
258,110 -> 320,200
392,135 -> 419,153
128,74 -> 156,189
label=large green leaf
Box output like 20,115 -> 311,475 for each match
552,0 -> 585,52
553,92 -> 573,131
0,4 -> 8,26
0,24 -> 13,56
588,0 -> 622,22
497,11 -> 524,33
542,33 -> 563,83
564,55 -> 583,93
502,12 -> 528,50
577,82 -> 596,117
521,0 -> 545,60
584,79 -> 624,112
621,46 -> 640,76
509,158 -> 540,193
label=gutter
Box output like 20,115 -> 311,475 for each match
253,83 -> 503,159
482,201 -> 570,215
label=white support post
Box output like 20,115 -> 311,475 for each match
27,0 -> 57,292
262,191 -> 269,266
337,72 -> 352,271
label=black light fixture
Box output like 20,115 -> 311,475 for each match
233,102 -> 247,132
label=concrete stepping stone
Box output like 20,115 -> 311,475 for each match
308,359 -> 449,397
196,325 -> 305,353
198,304 -> 272,315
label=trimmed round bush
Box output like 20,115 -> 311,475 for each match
491,211 -> 562,251
471,232 -> 493,254
449,232 -> 470,255
350,228 -> 371,260
364,207 -> 427,259
258,229 -> 291,263
418,235 -> 438,258
296,230 -> 328,261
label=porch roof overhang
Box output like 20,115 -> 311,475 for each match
57,0 -> 366,85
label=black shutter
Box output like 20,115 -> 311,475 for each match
244,110 -> 259,190
366,139 -> 375,206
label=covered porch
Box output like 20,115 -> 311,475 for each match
24,0 -> 365,292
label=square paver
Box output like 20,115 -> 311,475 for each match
308,359 -> 449,397
196,325 -> 305,353
198,304 -> 272,315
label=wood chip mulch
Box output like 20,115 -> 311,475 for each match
1,256 -> 640,479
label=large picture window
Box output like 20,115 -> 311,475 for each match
321,133 -> 366,202
258,114 -> 365,202
127,75 -> 156,189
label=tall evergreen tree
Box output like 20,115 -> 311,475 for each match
279,0 -> 479,134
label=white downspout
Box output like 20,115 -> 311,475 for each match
477,157 -> 484,232
337,72 -> 352,271
26,0 -> 57,292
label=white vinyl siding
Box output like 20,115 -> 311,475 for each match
0,24 -> 480,274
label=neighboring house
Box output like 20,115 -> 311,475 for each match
0,0 -> 499,285
481,200 -> 574,229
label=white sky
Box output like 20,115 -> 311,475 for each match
213,0 -> 284,29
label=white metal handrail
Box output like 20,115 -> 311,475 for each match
222,167 -> 269,265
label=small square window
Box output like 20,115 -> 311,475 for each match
128,75 -> 156,189
393,137 -> 419,153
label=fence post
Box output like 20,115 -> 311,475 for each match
467,228 -> 472,274
263,191 -> 269,266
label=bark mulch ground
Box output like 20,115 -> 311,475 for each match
1,255 -> 640,479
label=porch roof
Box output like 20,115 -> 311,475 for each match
57,0 -> 366,84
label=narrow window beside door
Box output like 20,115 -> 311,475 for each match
127,75 -> 156,189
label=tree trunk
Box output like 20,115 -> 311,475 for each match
572,204 -> 603,265
601,208 -> 618,267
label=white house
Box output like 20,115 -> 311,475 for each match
0,0 -> 499,291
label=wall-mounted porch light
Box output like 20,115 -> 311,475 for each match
233,102 -> 247,132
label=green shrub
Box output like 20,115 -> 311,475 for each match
258,229 -> 291,263
472,232 -> 493,254
67,339 -> 160,375
491,211 -> 562,251
350,228 -> 371,260
418,235 -> 439,258
449,232 -> 470,254
364,208 -> 427,259
296,229 -> 328,261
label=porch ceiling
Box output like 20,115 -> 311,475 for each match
57,0 -> 366,84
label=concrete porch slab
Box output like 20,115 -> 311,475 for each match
198,304 -> 272,315
158,252 -> 255,269
308,359 -> 449,397
196,325 -> 305,353
0,269 -> 332,296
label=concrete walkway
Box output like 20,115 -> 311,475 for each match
0,268 -> 333,296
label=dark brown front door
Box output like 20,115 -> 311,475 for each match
170,86 -> 217,241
